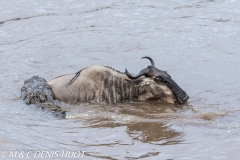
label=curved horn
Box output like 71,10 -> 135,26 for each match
142,56 -> 155,67
125,68 -> 150,79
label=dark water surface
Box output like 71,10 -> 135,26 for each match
1,0 -> 240,159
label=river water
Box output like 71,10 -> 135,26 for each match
0,0 -> 240,159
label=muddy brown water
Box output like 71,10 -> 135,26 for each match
1,0 -> 240,159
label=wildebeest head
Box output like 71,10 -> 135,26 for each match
125,56 -> 189,104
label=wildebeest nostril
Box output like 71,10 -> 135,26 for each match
183,95 -> 189,101
177,97 -> 184,104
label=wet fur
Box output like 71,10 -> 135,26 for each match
48,66 -> 176,104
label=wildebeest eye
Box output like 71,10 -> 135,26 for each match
154,77 -> 161,81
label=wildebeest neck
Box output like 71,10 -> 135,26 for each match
100,69 -> 143,103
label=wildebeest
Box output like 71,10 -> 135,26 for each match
21,56 -> 188,107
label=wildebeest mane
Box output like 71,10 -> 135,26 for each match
104,66 -> 125,75
67,68 -> 86,86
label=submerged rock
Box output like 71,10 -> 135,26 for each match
21,76 -> 66,119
